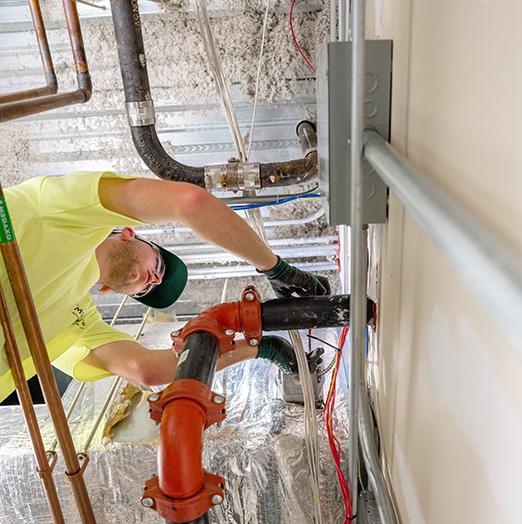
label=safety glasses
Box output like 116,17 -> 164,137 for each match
130,237 -> 166,298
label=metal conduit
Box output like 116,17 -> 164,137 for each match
358,387 -> 398,523
137,207 -> 326,236
169,236 -> 338,253
348,0 -> 366,520
364,129 -> 522,356
345,2 -> 398,523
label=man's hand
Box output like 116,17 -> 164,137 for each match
261,256 -> 331,298
256,335 -> 324,375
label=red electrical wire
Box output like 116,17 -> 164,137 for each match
289,0 -> 317,75
323,326 -> 354,522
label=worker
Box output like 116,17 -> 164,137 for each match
0,171 -> 328,405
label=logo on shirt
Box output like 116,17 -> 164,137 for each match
72,305 -> 86,329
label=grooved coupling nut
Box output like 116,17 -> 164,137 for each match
212,494 -> 223,505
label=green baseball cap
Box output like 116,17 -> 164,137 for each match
133,242 -> 188,309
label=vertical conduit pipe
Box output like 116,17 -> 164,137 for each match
358,384 -> 398,523
348,0 -> 366,520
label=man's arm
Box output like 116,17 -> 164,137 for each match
99,177 -> 278,271
82,338 -> 258,387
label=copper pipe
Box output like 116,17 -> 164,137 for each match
0,0 -> 57,105
0,284 -> 65,524
0,185 -> 96,524
0,85 -> 55,105
0,0 -> 91,123
0,90 -> 87,122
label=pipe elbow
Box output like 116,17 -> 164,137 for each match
78,74 -> 92,103
130,126 -> 205,186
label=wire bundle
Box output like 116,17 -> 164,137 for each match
324,326 -> 354,522
289,0 -> 317,74
289,330 -> 323,523
230,192 -> 321,211
193,0 -> 247,161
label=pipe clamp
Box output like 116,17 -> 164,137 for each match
204,161 -> 260,192
126,100 -> 155,127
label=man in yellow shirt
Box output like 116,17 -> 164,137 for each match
0,171 -> 328,404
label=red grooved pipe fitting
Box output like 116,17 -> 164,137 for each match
158,398 -> 206,499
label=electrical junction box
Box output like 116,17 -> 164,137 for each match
317,40 -> 392,226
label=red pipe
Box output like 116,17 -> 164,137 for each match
159,399 -> 207,499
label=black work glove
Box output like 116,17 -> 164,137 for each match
256,335 -> 324,375
260,256 -> 331,298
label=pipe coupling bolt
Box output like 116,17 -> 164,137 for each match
126,100 -> 156,127
205,161 -> 260,192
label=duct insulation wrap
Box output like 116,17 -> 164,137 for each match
0,323 -> 352,523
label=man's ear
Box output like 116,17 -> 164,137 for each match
99,285 -> 113,293
120,226 -> 135,242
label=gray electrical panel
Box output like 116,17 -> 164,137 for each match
317,40 -> 392,225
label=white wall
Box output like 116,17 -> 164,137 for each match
370,1 -> 522,522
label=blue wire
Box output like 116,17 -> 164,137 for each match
230,193 -> 321,211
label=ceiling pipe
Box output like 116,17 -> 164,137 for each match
109,0 -> 317,191
0,0 -> 91,123
0,0 -> 58,105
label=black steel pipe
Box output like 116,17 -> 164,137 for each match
131,126 -> 205,186
260,154 -> 317,187
110,0 -> 205,186
109,0 -> 317,189
296,120 -> 317,155
261,294 -> 374,332
174,332 -> 219,385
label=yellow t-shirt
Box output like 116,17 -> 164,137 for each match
0,171 -> 146,402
